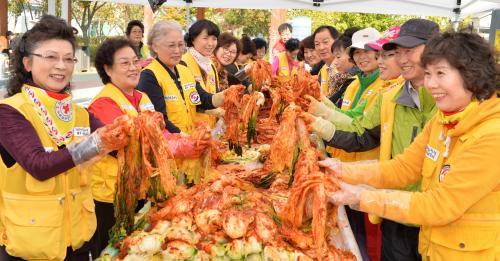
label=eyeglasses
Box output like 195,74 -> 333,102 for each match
222,47 -> 237,56
117,59 -> 141,69
29,53 -> 78,65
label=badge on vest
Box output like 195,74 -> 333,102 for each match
189,91 -> 201,105
55,100 -> 73,122
164,95 -> 178,101
425,144 -> 440,162
182,83 -> 196,91
342,99 -> 351,107
140,103 -> 155,111
439,164 -> 450,182
73,127 -> 91,137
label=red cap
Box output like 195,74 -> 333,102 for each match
366,25 -> 401,51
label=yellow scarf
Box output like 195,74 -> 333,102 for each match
437,100 -> 478,125
22,85 -> 76,146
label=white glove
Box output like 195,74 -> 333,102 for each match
329,182 -> 374,210
256,92 -> 265,106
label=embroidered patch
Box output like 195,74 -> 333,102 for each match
55,100 -> 73,122
73,127 -> 91,137
182,82 -> 196,91
425,144 -> 440,162
164,95 -> 178,101
439,164 -> 450,182
189,91 -> 201,105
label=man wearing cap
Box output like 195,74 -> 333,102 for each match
306,19 -> 440,261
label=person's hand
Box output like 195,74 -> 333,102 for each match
305,95 -> 331,118
205,108 -> 226,118
318,158 -> 342,178
299,112 -> 336,141
328,182 -> 364,207
163,132 -> 209,159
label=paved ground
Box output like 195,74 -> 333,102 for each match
0,69 -> 104,107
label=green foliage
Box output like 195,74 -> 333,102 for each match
207,9 -> 271,37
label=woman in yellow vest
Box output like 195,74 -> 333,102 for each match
126,20 -> 152,68
313,25 -> 340,95
324,32 -> 500,261
0,15 -> 127,260
181,19 -> 221,127
271,38 -> 300,80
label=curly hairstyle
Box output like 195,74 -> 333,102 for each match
184,19 -> 220,48
126,20 -> 144,36
421,32 -> 499,100
7,15 -> 76,97
239,34 -> 256,56
94,38 -> 134,85
252,38 -> 268,52
215,32 -> 241,62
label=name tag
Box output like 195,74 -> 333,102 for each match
182,82 -> 196,91
120,104 -> 135,111
44,147 -> 54,152
366,90 -> 373,96
164,95 -> 178,101
281,66 -> 287,71
74,127 -> 91,137
425,144 -> 440,162
140,103 -> 155,111
342,99 -> 351,106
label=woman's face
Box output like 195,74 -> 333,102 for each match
236,53 -> 251,64
314,29 -> 335,64
23,39 -> 75,92
377,50 -> 401,80
424,58 -> 473,113
303,47 -> 320,66
192,29 -> 217,57
333,48 -> 353,74
152,29 -> 185,69
353,49 -> 378,75
105,47 -> 140,92
254,47 -> 266,60
128,26 -> 143,46
215,43 -> 238,66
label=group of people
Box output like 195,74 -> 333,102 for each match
0,12 -> 497,261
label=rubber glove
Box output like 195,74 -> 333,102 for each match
256,92 -> 265,106
318,158 -> 342,178
328,182 -> 375,210
320,94 -> 337,109
301,112 -> 336,141
305,95 -> 353,125
204,108 -> 226,117
212,85 -> 246,107
163,131 -> 209,159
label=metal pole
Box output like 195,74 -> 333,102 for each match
48,0 -> 56,15
61,0 -> 69,22
185,2 -> 191,32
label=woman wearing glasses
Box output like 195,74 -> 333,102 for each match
0,15 -> 127,260
212,32 -> 240,92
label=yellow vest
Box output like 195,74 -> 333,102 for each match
319,64 -> 329,95
0,86 -> 96,260
379,84 -> 403,161
145,59 -> 198,134
418,116 -> 500,260
88,83 -> 154,203
182,52 -> 219,127
276,52 -> 298,80
329,76 -> 387,162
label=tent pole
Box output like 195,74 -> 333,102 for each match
185,2 -> 191,31
452,0 -> 462,31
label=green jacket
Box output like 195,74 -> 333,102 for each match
327,81 -> 437,190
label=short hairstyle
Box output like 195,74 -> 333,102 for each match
126,20 -> 144,36
298,35 -> 315,61
147,20 -> 183,57
252,37 -> 268,51
8,15 -> 76,97
240,34 -> 256,56
313,25 -> 340,41
6,31 -> 14,37
421,32 -> 499,101
332,27 -> 360,52
215,32 -> 241,60
94,38 -> 134,84
285,38 -> 300,52
185,19 -> 220,47
278,23 -> 293,34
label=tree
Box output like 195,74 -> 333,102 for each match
216,9 -> 271,37
72,0 -> 106,47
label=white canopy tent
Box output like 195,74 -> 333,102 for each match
88,0 -> 499,18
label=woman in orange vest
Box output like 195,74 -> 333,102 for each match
0,15 -> 127,260
271,38 -> 300,79
323,32 -> 500,261
89,37 -> 211,253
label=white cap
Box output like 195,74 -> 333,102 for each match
348,27 -> 381,51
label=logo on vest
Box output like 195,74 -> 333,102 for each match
438,164 -> 450,182
55,100 -> 72,122
189,91 -> 201,105
164,95 -> 178,101
73,127 -> 91,137
425,144 -> 440,162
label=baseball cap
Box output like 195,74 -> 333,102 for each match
382,18 -> 439,50
365,25 -> 400,51
347,27 -> 380,58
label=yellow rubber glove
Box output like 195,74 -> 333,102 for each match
320,95 -> 337,109
309,114 -> 336,141
306,95 -> 353,125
